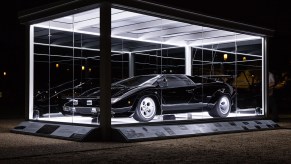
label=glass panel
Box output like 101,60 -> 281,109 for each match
30,6 -> 265,125
108,8 -> 264,124
111,38 -> 129,82
51,28 -> 75,122
32,7 -> 100,124
234,39 -> 263,116
33,27 -> 50,119
33,17 -> 75,121
199,38 -> 237,118
190,27 -> 205,119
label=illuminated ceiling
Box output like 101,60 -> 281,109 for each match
34,8 -> 260,48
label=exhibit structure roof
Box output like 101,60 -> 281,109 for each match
19,0 -> 274,37
33,8 -> 263,49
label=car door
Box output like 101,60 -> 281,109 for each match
161,75 -> 194,111
186,76 -> 207,110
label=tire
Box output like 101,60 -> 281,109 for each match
133,96 -> 156,122
208,95 -> 231,118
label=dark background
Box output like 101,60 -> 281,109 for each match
0,0 -> 290,118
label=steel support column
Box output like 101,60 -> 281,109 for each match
185,46 -> 192,76
99,1 -> 112,141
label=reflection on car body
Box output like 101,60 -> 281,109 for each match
63,74 -> 235,122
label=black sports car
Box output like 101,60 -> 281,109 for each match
63,74 -> 235,122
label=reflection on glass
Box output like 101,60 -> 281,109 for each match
31,6 -> 264,125
32,8 -> 100,124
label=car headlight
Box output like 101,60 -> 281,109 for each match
111,97 -> 121,103
87,100 -> 92,106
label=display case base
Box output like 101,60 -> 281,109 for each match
11,121 -> 99,141
112,119 -> 279,142
11,119 -> 279,142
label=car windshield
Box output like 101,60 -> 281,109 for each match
113,75 -> 160,87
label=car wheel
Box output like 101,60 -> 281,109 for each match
209,95 -> 231,118
133,96 -> 156,122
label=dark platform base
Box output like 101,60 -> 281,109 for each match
11,119 -> 279,142
11,121 -> 99,141
112,119 -> 279,142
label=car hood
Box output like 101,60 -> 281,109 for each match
111,86 -> 135,97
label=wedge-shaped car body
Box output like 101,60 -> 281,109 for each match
63,74 -> 235,122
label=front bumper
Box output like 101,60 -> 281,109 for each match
63,106 -> 132,115
63,106 -> 100,115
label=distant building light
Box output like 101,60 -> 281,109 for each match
3,72 -> 7,76
243,56 -> 246,61
82,66 -> 85,71
223,54 -> 228,61
89,68 -> 92,72
56,63 -> 59,68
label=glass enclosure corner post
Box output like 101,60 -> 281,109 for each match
28,25 -> 35,120
263,37 -> 268,117
99,1 -> 112,140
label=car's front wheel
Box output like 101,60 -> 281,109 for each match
208,95 -> 231,118
133,96 -> 156,122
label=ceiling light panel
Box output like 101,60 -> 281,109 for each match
34,7 -> 260,47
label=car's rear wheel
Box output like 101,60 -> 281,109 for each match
133,96 -> 156,122
208,95 -> 231,118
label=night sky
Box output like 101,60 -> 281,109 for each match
0,0 -> 291,117
0,0 -> 62,117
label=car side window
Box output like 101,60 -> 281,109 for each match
166,75 -> 193,87
187,76 -> 203,84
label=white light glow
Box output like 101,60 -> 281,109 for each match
29,25 -> 35,119
188,36 -> 261,47
37,111 -> 260,125
34,23 -> 261,50
63,16 -> 72,19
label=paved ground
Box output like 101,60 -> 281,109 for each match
0,118 -> 291,163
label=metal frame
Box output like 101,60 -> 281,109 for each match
264,37 -> 269,117
28,26 -> 35,119
185,46 -> 192,75
99,1 -> 112,140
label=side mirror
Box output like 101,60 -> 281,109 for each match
158,78 -> 168,87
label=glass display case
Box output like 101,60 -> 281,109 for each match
29,5 -> 265,126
